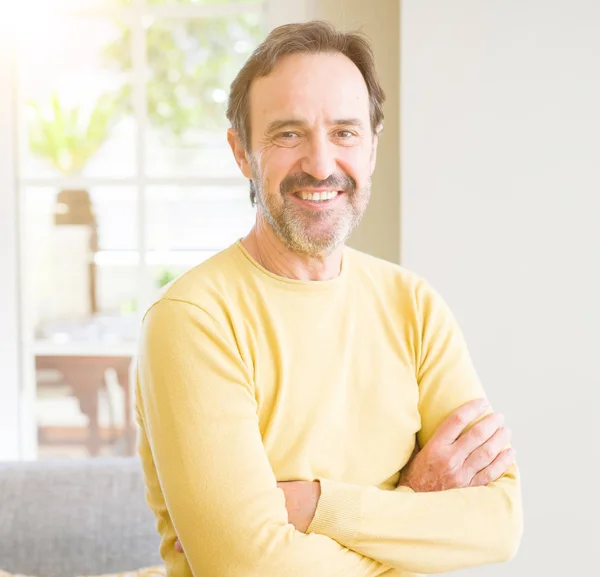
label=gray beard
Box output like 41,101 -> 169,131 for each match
253,179 -> 370,258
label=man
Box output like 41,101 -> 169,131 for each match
136,21 -> 522,577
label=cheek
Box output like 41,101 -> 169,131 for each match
261,148 -> 302,184
338,146 -> 373,184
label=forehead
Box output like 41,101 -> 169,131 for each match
249,52 -> 371,132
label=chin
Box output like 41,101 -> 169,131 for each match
299,234 -> 347,257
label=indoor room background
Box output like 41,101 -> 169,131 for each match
0,1 -> 598,575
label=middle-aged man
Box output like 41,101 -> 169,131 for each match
136,20 -> 523,577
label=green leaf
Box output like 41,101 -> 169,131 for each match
27,89 -> 125,176
105,12 -> 264,144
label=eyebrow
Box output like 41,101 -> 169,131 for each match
265,119 -> 306,134
332,118 -> 365,128
265,118 -> 366,134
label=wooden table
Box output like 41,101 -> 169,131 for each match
34,342 -> 137,457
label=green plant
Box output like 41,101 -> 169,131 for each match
104,9 -> 264,143
156,268 -> 178,288
27,90 -> 127,175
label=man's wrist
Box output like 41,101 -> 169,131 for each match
306,478 -> 362,543
278,480 -> 321,533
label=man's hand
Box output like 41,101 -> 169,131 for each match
174,480 -> 320,555
175,398 -> 514,555
398,398 -> 515,492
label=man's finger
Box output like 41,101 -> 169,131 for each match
454,411 -> 505,458
429,398 -> 490,445
175,539 -> 184,553
462,423 -> 511,474
469,447 -> 516,487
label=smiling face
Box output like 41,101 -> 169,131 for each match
229,51 -> 378,257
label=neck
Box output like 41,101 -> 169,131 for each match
241,217 -> 344,281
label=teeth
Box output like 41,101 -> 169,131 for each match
299,191 -> 338,202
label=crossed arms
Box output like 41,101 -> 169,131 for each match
137,295 -> 523,577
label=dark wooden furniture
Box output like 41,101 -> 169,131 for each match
35,350 -> 136,457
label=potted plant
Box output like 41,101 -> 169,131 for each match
28,90 -> 126,178
27,90 -> 126,316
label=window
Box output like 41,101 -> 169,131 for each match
11,0 -> 267,460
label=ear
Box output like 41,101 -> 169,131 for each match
227,128 -> 252,179
369,132 -> 380,175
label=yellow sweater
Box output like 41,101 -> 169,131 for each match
136,241 -> 522,577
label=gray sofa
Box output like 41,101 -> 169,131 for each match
0,458 -> 162,577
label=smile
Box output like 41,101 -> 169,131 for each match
296,191 -> 339,202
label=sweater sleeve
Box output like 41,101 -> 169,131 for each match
307,282 -> 523,574
136,298 -> 390,577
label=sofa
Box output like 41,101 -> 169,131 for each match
0,457 -> 162,577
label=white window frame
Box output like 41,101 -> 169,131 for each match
0,21 -> 25,461
19,0 -> 269,311
0,0 -> 312,460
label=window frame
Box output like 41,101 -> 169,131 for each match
1,0 -> 316,460
0,18 -> 33,460
19,0 -> 269,311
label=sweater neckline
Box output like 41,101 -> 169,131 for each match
234,239 -> 351,292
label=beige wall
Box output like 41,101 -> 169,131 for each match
271,0 -> 402,263
314,1 -> 401,263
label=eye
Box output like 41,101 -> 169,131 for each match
332,129 -> 360,145
272,131 -> 302,147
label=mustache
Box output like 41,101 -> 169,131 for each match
280,172 -> 356,195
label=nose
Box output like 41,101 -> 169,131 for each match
300,132 -> 337,182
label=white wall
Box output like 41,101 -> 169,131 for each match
401,1 -> 599,575
0,25 -> 23,461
